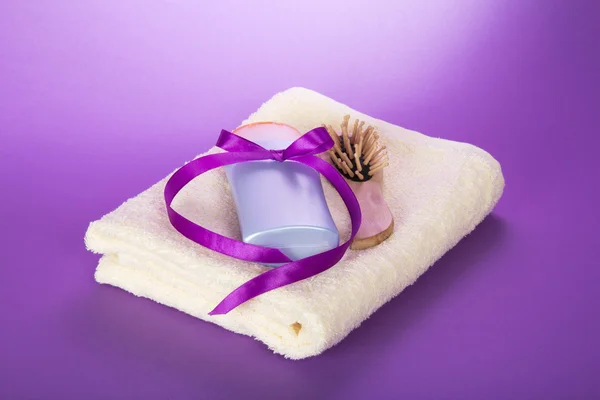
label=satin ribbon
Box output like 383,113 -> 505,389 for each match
164,127 -> 361,315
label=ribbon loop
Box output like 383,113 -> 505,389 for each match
284,127 -> 335,158
164,126 -> 361,315
216,129 -> 265,153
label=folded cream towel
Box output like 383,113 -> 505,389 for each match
85,87 -> 504,359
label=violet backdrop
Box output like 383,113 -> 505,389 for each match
1,1 -> 599,399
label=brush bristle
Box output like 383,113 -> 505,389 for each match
327,115 -> 388,181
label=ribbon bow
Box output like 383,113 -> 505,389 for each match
164,127 -> 361,315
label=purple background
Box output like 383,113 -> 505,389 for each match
1,1 -> 599,399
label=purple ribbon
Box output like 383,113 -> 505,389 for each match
164,127 -> 361,315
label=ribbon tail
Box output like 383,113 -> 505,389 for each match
209,246 -> 345,315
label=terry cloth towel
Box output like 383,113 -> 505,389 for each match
85,87 -> 504,359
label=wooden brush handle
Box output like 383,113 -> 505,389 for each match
347,176 -> 394,249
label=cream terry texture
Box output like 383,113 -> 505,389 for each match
85,87 -> 504,359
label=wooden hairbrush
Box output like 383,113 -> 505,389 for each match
323,115 -> 394,250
